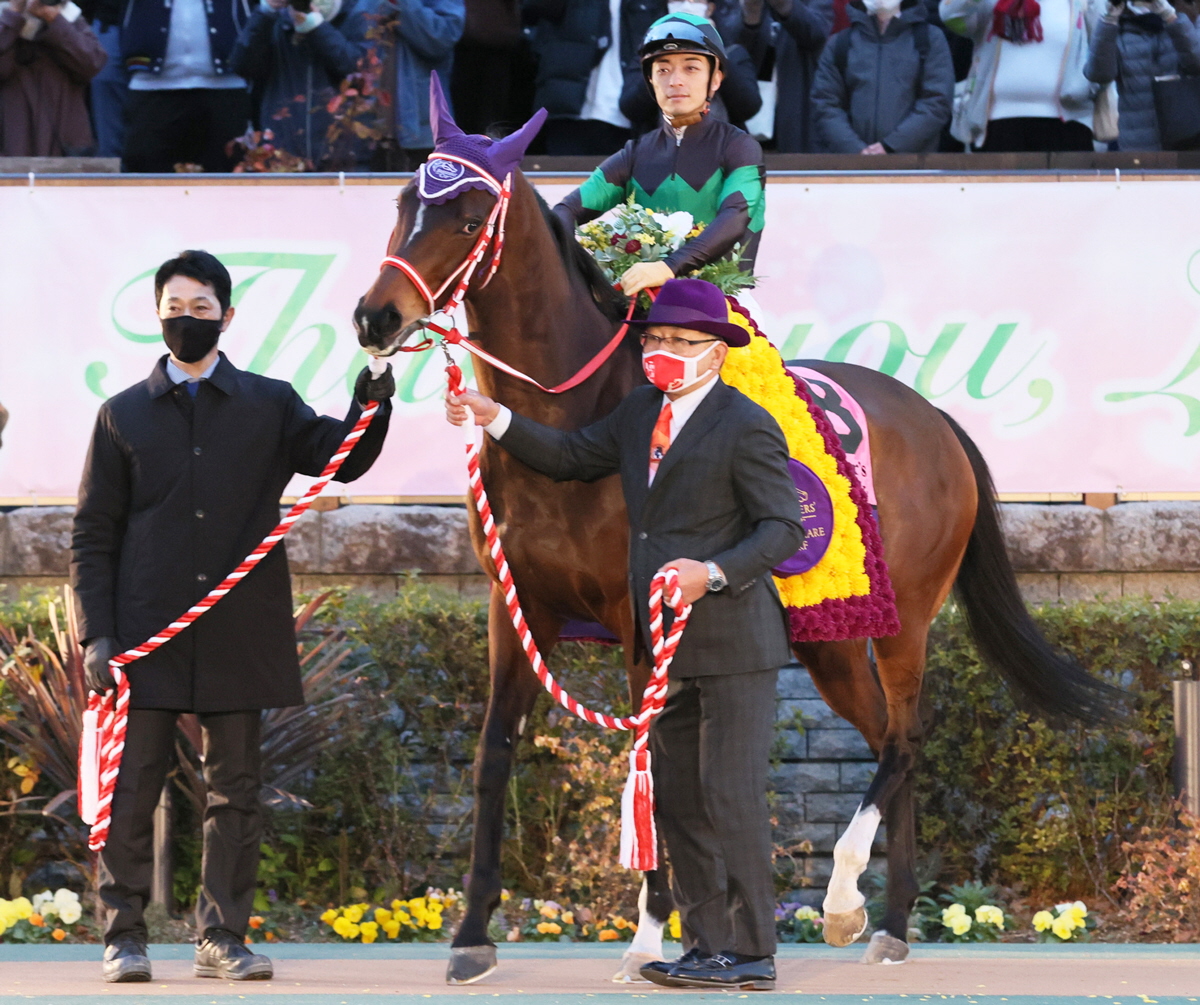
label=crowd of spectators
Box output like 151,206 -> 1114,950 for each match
1,0 -> 1198,167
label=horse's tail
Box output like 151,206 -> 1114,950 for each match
938,409 -> 1124,726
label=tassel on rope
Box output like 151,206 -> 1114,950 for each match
447,350 -> 691,871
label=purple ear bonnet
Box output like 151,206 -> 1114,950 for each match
418,74 -> 548,205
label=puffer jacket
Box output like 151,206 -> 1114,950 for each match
737,0 -> 834,151
230,3 -> 372,167
940,0 -> 1099,147
1085,10 -> 1200,150
522,0 -> 664,117
811,0 -> 955,151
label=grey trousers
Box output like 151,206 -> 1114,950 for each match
650,667 -> 779,958
98,709 -> 263,945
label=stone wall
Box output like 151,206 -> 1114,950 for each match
3,500 -> 1197,900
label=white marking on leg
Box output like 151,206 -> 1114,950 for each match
628,878 -> 665,957
823,803 -> 881,915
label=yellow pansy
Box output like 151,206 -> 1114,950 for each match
795,906 -> 820,921
539,905 -> 559,919
374,908 -> 393,925
941,903 -> 966,924
343,905 -> 364,924
598,928 -> 618,941
427,916 -> 443,930
949,914 -> 972,936
561,912 -> 575,926
1051,915 -> 1077,940
384,920 -> 401,939
975,905 -> 1004,929
1032,910 -> 1054,932
359,921 -> 379,944
668,910 -> 682,941
320,908 -> 339,925
332,917 -> 357,938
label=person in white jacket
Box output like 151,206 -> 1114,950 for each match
940,0 -> 1102,149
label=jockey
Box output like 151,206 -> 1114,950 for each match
553,12 -> 766,298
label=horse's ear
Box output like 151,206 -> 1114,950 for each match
492,107 -> 549,168
429,72 -> 465,146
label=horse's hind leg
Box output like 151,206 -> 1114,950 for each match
448,584 -> 558,985
792,639 -> 888,950
853,623 -> 931,965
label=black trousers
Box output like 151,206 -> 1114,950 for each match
650,668 -> 779,958
980,116 -> 1094,152
99,709 -> 263,945
123,89 -> 251,173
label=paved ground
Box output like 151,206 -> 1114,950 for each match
2,943 -> 1198,1004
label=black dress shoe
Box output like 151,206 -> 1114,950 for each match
102,939 -> 152,983
639,947 -> 710,988
672,952 -> 776,990
194,929 -> 274,980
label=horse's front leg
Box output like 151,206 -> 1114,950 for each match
447,584 -> 558,985
612,612 -> 675,983
612,864 -> 675,982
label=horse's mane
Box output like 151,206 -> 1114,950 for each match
532,188 -> 630,325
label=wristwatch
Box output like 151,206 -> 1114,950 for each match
704,560 -> 727,593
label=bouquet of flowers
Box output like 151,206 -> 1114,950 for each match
575,197 -> 758,302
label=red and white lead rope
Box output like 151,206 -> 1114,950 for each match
79,378 -> 386,853
446,360 -> 690,871
375,153 -> 689,869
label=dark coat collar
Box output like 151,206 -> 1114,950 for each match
147,351 -> 239,399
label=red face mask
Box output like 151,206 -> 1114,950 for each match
642,341 -> 719,393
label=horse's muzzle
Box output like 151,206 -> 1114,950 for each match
353,298 -> 428,356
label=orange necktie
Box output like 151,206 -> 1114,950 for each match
648,401 -> 672,485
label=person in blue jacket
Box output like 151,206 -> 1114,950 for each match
231,0 -> 373,168
376,0 -> 465,168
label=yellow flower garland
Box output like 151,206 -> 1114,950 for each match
719,308 -> 872,608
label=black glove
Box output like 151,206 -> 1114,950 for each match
354,363 -> 395,406
84,637 -> 120,694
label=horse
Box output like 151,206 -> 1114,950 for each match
353,166 -> 1119,982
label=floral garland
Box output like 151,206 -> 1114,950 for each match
720,300 -> 900,642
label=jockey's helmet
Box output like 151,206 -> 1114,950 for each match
638,13 -> 728,81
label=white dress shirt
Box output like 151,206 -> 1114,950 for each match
166,356 -> 220,385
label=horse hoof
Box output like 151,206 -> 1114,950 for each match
861,930 -> 909,965
446,945 -> 498,985
611,950 -> 663,983
822,907 -> 868,947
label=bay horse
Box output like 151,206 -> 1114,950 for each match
353,168 -> 1118,983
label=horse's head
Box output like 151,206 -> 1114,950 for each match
354,77 -> 547,356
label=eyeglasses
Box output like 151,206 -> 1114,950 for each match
640,334 -> 719,352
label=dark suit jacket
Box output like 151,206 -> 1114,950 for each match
499,378 -> 803,677
71,353 -> 391,713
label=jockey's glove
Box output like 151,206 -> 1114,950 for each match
354,363 -> 396,406
84,637 -> 120,694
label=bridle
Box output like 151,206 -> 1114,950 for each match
373,153 -> 637,395
377,153 -> 512,355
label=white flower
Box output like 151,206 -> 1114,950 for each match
650,211 -> 695,247
31,891 -> 54,911
58,901 -> 82,925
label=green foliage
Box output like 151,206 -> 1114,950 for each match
916,597 -> 1189,903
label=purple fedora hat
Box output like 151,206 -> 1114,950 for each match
627,278 -> 750,347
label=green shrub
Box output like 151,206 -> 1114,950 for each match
916,597 -> 1192,904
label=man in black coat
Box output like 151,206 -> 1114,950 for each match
71,250 -> 393,983
446,278 -> 802,990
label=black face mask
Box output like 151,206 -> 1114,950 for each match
162,314 -> 223,364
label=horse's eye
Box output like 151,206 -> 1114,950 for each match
464,220 -> 482,235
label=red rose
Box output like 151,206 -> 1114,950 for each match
625,239 -> 642,253
610,233 -> 624,246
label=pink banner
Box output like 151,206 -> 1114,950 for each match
1,176 -> 1198,500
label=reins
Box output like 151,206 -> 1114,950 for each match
378,161 -> 685,869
